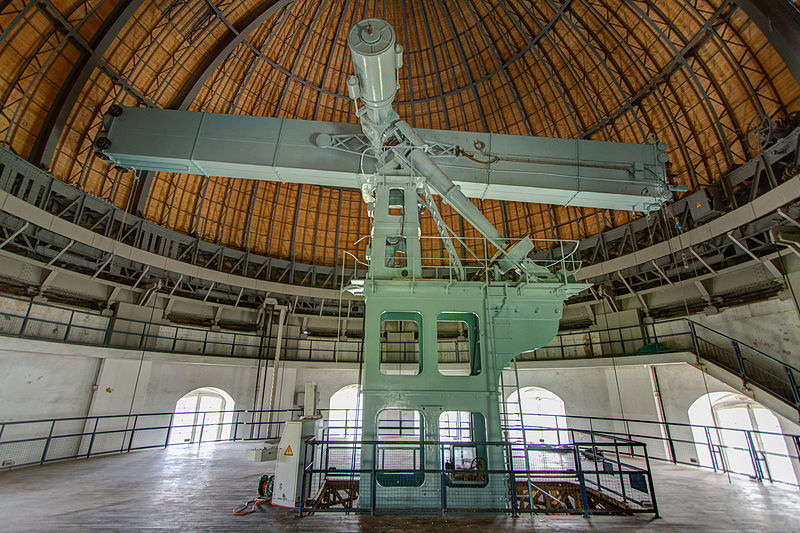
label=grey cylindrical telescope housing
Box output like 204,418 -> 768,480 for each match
347,19 -> 400,111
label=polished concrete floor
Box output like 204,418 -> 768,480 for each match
1,442 -> 798,532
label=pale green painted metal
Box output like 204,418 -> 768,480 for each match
97,116 -> 673,212
92,16 -> 667,511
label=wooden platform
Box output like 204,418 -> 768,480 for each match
514,481 -> 632,514
311,478 -> 360,510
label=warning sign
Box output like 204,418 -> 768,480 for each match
284,445 -> 293,456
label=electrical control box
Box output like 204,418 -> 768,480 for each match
686,188 -> 721,223
271,418 -> 323,508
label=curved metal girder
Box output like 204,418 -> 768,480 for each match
130,0 -> 292,216
29,1 -> 146,169
734,0 -> 800,85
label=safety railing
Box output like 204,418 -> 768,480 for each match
3,407 -> 798,494
0,292 -> 798,411
500,411 -> 800,490
299,429 -> 657,516
0,293 -> 466,363
321,410 -> 800,491
0,408 -> 300,470
523,318 -> 800,414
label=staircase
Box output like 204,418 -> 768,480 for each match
688,321 -> 800,419
525,318 -> 800,421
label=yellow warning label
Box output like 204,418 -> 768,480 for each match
284,445 -> 293,456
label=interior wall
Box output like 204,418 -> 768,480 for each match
506,361 -> 800,462
0,350 -> 99,422
691,297 -> 800,367
2,336 -> 798,462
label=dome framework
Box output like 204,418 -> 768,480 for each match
0,0 -> 798,273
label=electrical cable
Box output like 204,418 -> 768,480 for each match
661,203 -> 732,484
123,285 -> 159,448
233,475 -> 273,515
347,251 -> 366,509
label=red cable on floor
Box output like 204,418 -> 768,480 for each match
233,497 -> 271,515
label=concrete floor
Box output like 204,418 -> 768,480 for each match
0,442 -> 798,532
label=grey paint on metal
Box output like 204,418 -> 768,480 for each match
100,107 -> 672,212
734,0 -> 800,85
576,175 -> 800,281
0,189 -> 349,301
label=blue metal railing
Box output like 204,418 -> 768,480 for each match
0,292 -> 798,411
4,407 -> 798,491
299,427 -> 658,516
524,319 -> 800,414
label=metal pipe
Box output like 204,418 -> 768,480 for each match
266,306 -> 287,438
401,124 -> 505,249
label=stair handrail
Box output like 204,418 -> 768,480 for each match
686,318 -> 800,374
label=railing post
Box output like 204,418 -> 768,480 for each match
233,411 -> 240,441
370,442 -> 377,515
664,421 -> 678,464
704,427 -> 717,471
507,442 -> 517,516
574,445 -> 590,517
614,441 -> 627,503
784,366 -> 800,409
299,441 -> 308,517
41,420 -> 56,465
619,328 -> 626,354
20,299 -> 32,336
127,415 -> 138,452
745,431 -> 763,482
165,412 -> 174,447
63,310 -> 73,341
643,446 -> 660,518
138,321 -> 147,349
688,321 -> 700,355
440,443 -> 448,515
87,417 -> 99,458
199,412 -> 207,446
102,315 -> 113,346
733,342 -> 746,379
202,330 -> 209,355
560,335 -> 565,359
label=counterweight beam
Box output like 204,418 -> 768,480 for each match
97,106 -> 671,212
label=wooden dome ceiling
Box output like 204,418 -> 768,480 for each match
1,0 -> 799,272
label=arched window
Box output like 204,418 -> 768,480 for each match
328,384 -> 363,441
505,386 -> 568,445
169,387 -> 235,444
688,392 -> 796,485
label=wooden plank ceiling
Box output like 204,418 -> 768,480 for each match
1,0 -> 799,270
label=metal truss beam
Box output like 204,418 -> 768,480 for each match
129,0 -> 291,216
0,147 -> 361,313
29,1 -> 146,169
2,122 -> 799,318
531,127 -> 800,299
168,0 -> 291,110
734,0 -> 800,85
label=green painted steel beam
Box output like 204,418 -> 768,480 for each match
98,106 -> 672,212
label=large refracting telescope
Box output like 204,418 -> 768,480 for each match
346,18 -> 509,258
